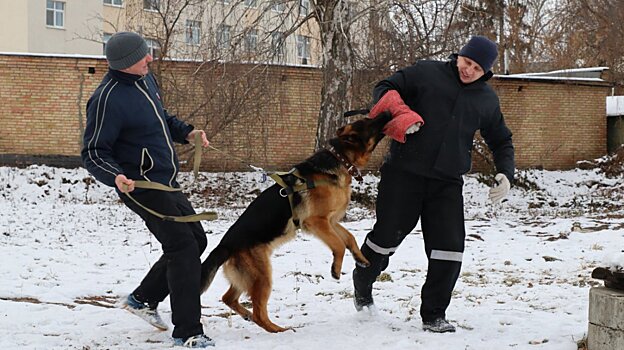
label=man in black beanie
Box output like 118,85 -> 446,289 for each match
352,35 -> 515,333
82,31 -> 215,348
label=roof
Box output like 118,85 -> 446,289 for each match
495,67 -> 612,86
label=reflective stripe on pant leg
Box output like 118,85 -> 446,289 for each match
419,178 -> 465,321
365,237 -> 399,256
430,249 -> 463,262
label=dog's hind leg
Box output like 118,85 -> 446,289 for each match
222,285 -> 252,321
247,247 -> 290,333
249,277 -> 290,333
332,222 -> 370,267
303,216 -> 347,279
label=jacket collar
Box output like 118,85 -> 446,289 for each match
448,53 -> 493,85
109,68 -> 145,85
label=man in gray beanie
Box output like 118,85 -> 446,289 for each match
352,35 -> 514,333
82,31 -> 215,348
105,31 -> 150,71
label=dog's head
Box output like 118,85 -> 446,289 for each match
329,111 -> 392,167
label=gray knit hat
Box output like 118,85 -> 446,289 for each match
105,32 -> 149,70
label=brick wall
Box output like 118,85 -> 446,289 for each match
0,54 -> 611,173
492,79 -> 609,170
0,55 -> 107,165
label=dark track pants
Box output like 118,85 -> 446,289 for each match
120,190 -> 207,339
354,164 -> 465,322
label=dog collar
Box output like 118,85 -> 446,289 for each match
327,146 -> 363,182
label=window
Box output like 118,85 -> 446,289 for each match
244,29 -> 258,53
299,0 -> 309,16
244,0 -> 257,7
271,32 -> 285,62
103,0 -> 123,6
143,0 -> 159,11
345,1 -> 356,22
102,33 -> 112,54
296,35 -> 310,63
217,0 -> 230,4
146,38 -> 161,58
186,20 -> 201,45
271,1 -> 286,12
216,25 -> 231,50
46,1 -> 65,28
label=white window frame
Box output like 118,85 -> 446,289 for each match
103,0 -> 123,7
143,0 -> 159,11
46,0 -> 65,28
296,35 -> 311,63
271,32 -> 286,62
299,0 -> 309,16
186,20 -> 201,45
146,38 -> 161,58
272,1 -> 286,12
102,33 -> 112,55
245,28 -> 258,53
217,25 -> 231,50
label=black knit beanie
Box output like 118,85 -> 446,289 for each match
105,32 -> 149,70
458,36 -> 498,72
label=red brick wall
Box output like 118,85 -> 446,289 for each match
0,54 -> 610,172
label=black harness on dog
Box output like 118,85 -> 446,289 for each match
269,168 -> 325,228
268,147 -> 364,229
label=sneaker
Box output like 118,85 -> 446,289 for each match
173,334 -> 216,348
119,294 -> 168,331
422,318 -> 456,333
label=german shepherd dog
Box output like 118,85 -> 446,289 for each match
200,112 -> 392,333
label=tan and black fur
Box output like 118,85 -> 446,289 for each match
200,113 -> 392,333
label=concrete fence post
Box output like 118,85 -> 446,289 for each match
588,287 -> 624,350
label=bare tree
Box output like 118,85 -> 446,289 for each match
545,0 -> 624,85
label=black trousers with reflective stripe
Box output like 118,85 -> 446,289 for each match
355,163 -> 465,322
120,190 -> 207,339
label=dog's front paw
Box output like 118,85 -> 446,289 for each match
355,258 -> 370,268
331,264 -> 341,280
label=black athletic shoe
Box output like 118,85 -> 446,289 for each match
422,318 -> 456,333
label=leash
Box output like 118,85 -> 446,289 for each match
122,180 -> 217,222
192,132 -> 202,180
206,144 -> 267,181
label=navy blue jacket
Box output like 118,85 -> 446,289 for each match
374,55 -> 515,183
81,69 -> 193,190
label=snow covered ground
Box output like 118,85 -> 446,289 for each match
1,165 -> 623,350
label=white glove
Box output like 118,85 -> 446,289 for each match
406,122 -> 422,134
488,173 -> 510,204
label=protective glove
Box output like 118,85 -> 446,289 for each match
488,173 -> 510,204
368,90 -> 424,143
405,123 -> 421,134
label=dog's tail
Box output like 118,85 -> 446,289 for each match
200,245 -> 230,294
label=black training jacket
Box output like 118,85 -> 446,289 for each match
373,55 -> 515,183
81,69 -> 193,190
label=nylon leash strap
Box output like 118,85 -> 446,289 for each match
122,180 -> 217,222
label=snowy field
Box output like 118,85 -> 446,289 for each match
1,164 -> 623,350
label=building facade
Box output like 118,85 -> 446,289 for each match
0,0 -> 322,66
